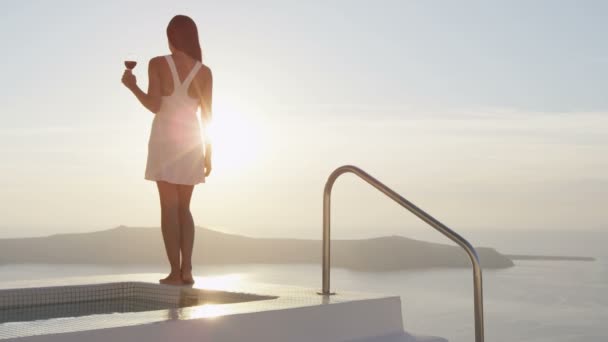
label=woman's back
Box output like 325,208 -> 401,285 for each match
154,53 -> 212,101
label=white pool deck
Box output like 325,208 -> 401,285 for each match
0,274 -> 446,342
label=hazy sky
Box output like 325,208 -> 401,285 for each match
0,1 -> 606,239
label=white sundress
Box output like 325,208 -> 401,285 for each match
145,55 -> 205,185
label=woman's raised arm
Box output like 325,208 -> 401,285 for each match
121,57 -> 163,114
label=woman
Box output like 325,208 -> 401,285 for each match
121,15 -> 213,285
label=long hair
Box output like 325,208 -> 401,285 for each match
167,15 -> 202,62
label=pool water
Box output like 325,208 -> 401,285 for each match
0,281 -> 274,324
1,297 -> 184,323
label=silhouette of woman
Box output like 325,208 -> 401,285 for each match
121,15 -> 213,285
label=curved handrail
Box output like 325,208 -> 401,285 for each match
320,165 -> 484,342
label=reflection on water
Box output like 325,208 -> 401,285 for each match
0,258 -> 606,342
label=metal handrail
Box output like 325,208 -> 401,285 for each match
320,165 -> 484,342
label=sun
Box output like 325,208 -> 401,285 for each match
201,101 -> 265,175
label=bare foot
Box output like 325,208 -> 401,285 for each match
181,270 -> 195,285
159,273 -> 184,286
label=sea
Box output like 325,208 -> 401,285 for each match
0,230 -> 606,342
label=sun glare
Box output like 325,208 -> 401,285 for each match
187,303 -> 231,319
194,273 -> 245,291
202,102 -> 265,175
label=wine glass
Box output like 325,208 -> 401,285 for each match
124,53 -> 137,71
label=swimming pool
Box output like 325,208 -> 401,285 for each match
0,274 -> 419,342
0,281 -> 274,324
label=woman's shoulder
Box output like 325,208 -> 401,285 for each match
147,56 -> 170,72
199,63 -> 211,74
151,55 -> 168,60
197,63 -> 212,80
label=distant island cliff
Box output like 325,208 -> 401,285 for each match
0,226 -> 516,271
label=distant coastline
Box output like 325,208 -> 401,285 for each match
0,226 -> 517,271
0,226 -> 597,271
506,255 -> 596,262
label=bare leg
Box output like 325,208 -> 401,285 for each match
177,184 -> 195,284
157,181 -> 183,285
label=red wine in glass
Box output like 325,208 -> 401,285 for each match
124,60 -> 137,70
